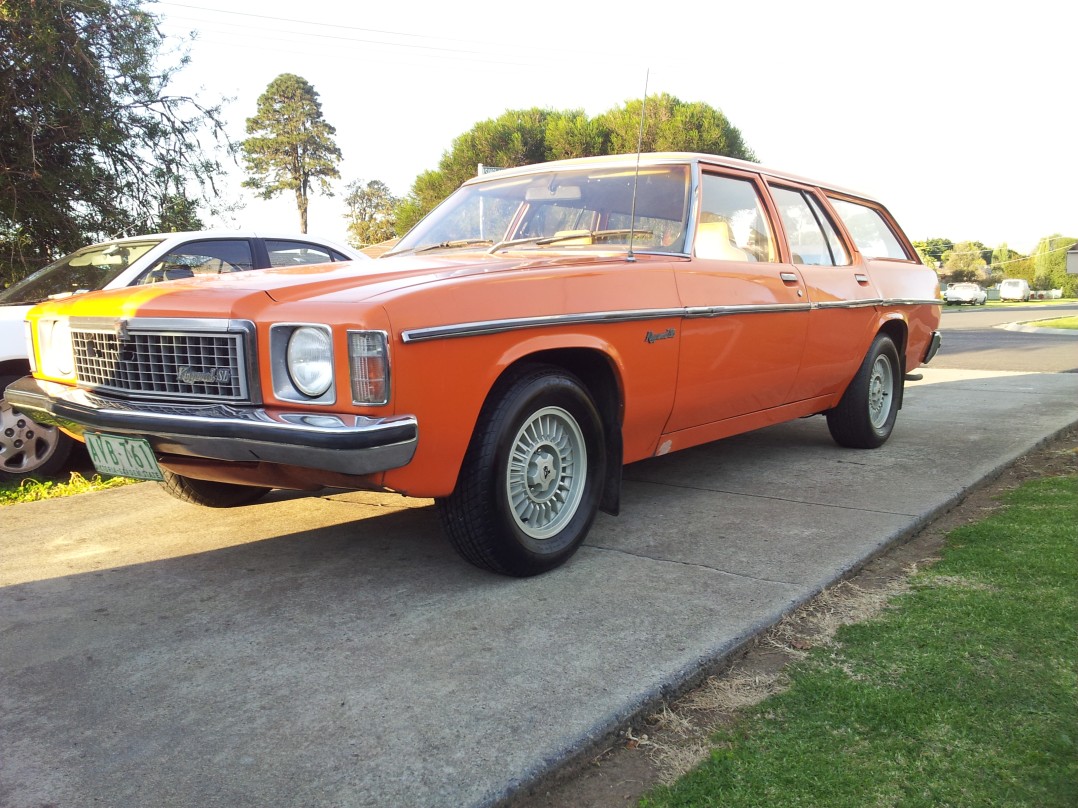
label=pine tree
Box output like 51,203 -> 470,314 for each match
241,74 -> 342,233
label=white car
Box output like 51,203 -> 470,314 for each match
998,278 -> 1031,302
1,231 -> 367,479
943,282 -> 988,306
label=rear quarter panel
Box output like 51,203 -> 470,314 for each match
865,257 -> 942,371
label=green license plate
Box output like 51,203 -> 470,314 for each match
85,433 -> 164,481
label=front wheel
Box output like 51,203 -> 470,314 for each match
436,364 -> 606,577
0,374 -> 74,480
159,468 -> 270,507
826,334 -> 902,449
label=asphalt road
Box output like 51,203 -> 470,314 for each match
2,313 -> 1077,808
933,302 -> 1078,372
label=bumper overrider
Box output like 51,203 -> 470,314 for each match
923,330 -> 942,364
4,376 -> 418,476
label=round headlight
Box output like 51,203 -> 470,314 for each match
286,326 -> 333,398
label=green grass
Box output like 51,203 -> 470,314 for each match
0,471 -> 136,506
641,475 -> 1078,808
1028,316 -> 1078,330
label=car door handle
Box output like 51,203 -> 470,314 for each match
855,273 -> 870,284
780,272 -> 799,283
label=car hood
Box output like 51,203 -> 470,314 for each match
22,252 -> 641,320
0,302 -> 32,321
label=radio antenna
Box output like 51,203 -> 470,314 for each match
626,69 -> 649,262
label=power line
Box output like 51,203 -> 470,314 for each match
152,1 -> 631,64
926,240 -> 1075,267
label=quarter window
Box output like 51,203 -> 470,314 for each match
266,240 -> 341,267
696,174 -> 776,262
828,198 -> 910,260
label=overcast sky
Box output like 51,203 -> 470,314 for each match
153,0 -> 1074,255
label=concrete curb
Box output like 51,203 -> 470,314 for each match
998,321 -> 1078,335
504,415 -> 1078,806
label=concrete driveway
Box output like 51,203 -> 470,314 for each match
2,368 -> 1077,807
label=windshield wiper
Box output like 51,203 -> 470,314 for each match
488,229 -> 654,254
414,239 -> 494,254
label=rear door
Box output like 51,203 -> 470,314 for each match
767,184 -> 882,402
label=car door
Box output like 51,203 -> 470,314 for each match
666,169 -> 809,432
767,184 -> 882,402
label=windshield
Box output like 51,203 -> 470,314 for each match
390,164 -> 691,256
0,239 -> 162,305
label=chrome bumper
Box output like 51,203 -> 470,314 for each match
4,376 -> 417,476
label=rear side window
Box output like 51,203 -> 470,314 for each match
266,240 -> 340,267
770,186 -> 850,266
828,198 -> 910,260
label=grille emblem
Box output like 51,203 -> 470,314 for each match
177,366 -> 232,385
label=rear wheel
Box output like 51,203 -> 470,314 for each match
437,364 -> 606,577
0,374 -> 73,480
826,334 -> 902,449
160,468 -> 270,507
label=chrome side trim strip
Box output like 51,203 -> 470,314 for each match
684,303 -> 812,318
401,309 -> 684,343
814,299 -> 883,310
400,298 -> 939,343
883,298 -> 945,307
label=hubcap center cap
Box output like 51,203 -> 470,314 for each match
527,449 -> 558,497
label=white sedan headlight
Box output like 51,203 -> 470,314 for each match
286,325 -> 334,398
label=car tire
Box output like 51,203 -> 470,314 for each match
826,334 -> 902,449
0,374 -> 74,480
436,364 -> 606,577
159,468 -> 270,507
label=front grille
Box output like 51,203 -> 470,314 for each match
72,328 -> 249,402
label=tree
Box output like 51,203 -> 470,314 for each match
399,108 -> 553,233
1,0 -> 228,282
395,95 -> 754,233
913,238 -> 954,267
156,193 -> 205,233
241,74 -> 341,233
1031,235 -> 1078,295
343,180 -> 398,248
942,241 -> 988,282
593,94 -> 755,158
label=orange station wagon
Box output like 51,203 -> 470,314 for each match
7,153 -> 942,576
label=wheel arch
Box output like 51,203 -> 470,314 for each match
876,315 -> 909,409
490,346 -> 625,516
0,358 -> 32,382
